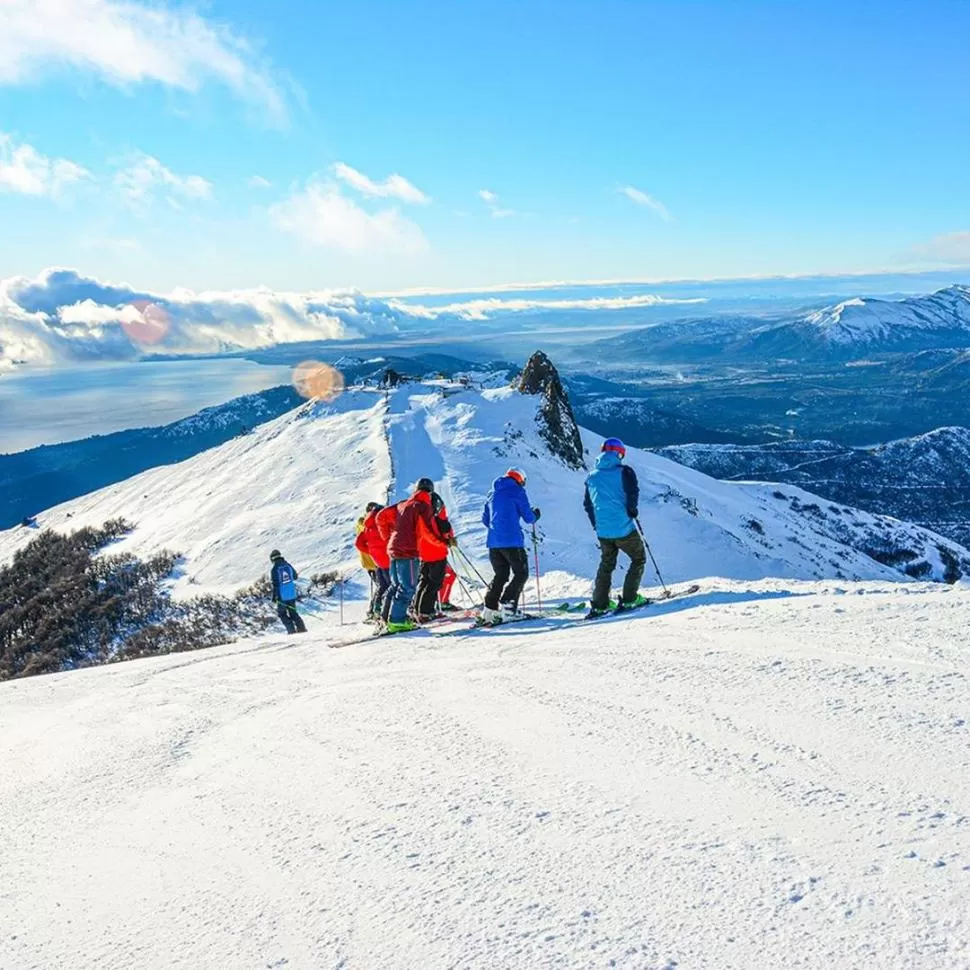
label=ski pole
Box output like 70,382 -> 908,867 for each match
635,518 -> 669,595
451,561 -> 483,608
448,552 -> 483,606
339,572 -> 344,625
451,549 -> 485,600
531,525 -> 542,611
453,543 -> 489,589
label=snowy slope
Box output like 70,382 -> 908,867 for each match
2,579 -> 969,969
1,379 -> 968,600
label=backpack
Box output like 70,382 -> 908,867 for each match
276,562 -> 297,601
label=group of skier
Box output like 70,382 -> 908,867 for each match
269,436 -> 651,634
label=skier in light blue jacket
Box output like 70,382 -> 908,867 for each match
583,438 -> 648,617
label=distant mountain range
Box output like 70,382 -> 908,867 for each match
658,426 -> 970,548
593,285 -> 970,364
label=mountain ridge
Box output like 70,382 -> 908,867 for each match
3,368 -> 968,605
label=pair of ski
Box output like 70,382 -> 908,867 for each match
550,582 -> 701,621
328,583 -> 701,649
329,609 -> 538,649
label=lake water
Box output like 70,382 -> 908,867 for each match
0,359 -> 293,454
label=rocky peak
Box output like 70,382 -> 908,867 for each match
516,350 -> 586,470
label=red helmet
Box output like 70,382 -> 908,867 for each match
506,467 -> 527,486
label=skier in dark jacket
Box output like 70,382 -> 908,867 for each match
583,438 -> 648,617
385,478 -> 439,632
481,468 -> 539,624
270,549 -> 307,634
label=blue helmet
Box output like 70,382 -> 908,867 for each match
602,437 -> 626,459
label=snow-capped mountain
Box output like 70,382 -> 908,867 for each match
659,426 -> 970,548
594,285 -> 970,363
2,356 -> 968,595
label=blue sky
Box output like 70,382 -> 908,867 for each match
1,0 -> 969,293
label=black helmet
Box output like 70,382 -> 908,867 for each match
269,549 -> 283,561
365,501 -> 383,512
416,477 -> 434,493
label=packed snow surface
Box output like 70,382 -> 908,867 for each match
2,580 -> 969,969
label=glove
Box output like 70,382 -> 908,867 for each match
628,509 -> 639,520
532,508 -> 541,521
447,537 -> 458,547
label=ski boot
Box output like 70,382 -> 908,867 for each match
616,594 -> 650,611
384,619 -> 417,635
584,599 -> 617,620
479,606 -> 503,626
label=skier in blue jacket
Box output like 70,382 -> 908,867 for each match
270,549 -> 307,634
480,468 -> 540,624
583,438 -> 648,617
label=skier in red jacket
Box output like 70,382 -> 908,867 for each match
375,501 -> 403,622
355,501 -> 391,620
385,478 -> 440,632
414,492 -> 455,622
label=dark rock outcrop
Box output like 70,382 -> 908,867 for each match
517,351 -> 586,470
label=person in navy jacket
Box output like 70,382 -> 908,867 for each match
270,549 -> 307,634
481,468 -> 540,624
583,438 -> 647,616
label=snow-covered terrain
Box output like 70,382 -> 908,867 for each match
3,578 -> 969,969
4,370 -> 970,967
2,378 -> 968,596
658,427 -> 970,547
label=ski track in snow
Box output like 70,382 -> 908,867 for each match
2,580 -> 970,970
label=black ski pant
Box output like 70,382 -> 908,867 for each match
591,529 -> 646,610
415,559 -> 448,618
369,567 -> 391,617
484,547 -> 529,612
277,599 -> 307,634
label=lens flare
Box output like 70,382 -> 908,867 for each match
293,360 -> 345,401
123,301 -> 170,346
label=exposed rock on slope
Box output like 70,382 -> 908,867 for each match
517,350 -> 586,469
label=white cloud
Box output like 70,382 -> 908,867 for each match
114,154 -> 213,209
57,299 -> 144,326
478,188 -> 517,218
911,231 -> 970,264
247,175 -> 272,189
270,181 -> 428,255
333,162 -> 430,204
0,0 -> 287,124
0,267 -> 410,368
390,293 -> 707,321
620,184 -> 671,221
0,266 -> 713,369
0,133 -> 90,197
